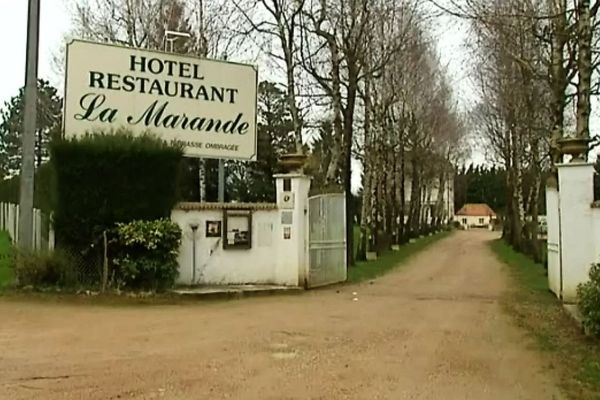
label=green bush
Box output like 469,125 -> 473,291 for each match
51,131 -> 183,254
577,264 -> 600,337
111,219 -> 182,291
14,250 -> 78,288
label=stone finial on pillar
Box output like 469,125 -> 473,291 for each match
557,137 -> 591,163
278,153 -> 308,174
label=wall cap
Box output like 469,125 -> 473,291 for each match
175,202 -> 277,211
556,162 -> 595,168
273,173 -> 312,179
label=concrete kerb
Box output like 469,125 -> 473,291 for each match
171,285 -> 304,300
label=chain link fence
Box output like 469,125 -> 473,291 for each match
59,232 -> 113,290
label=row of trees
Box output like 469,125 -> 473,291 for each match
0,0 -> 466,266
234,0 -> 466,263
442,0 -> 600,261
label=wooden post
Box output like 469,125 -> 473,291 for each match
102,231 -> 108,293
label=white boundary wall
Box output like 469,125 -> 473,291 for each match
171,174 -> 312,287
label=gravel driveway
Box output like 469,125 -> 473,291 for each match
0,230 -> 563,399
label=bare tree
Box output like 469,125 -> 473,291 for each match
68,0 -> 244,57
355,6 -> 464,258
233,0 -> 306,153
464,0 -> 554,258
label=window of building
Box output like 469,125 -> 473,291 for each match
479,218 -> 485,224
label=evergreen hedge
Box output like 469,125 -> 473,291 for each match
50,131 -> 183,252
577,264 -> 600,338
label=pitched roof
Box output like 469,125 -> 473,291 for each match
456,203 -> 496,217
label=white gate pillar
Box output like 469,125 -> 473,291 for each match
274,173 -> 311,287
557,162 -> 595,302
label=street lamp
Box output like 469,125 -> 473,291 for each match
164,30 -> 191,52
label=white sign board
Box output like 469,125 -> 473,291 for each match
64,40 -> 258,160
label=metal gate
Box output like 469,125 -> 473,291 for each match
307,193 -> 347,288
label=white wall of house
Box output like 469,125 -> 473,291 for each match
405,177 -> 455,225
454,215 -> 494,230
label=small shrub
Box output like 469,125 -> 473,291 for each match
111,219 -> 182,291
14,250 -> 78,288
577,263 -> 600,337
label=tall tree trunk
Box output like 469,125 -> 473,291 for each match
434,169 -> 447,227
343,64 -> 359,266
399,140 -> 406,243
385,149 -> 394,236
408,153 -> 421,237
358,74 -> 373,261
35,130 -> 42,168
530,177 -> 541,262
576,0 -> 593,142
549,0 -> 568,163
511,165 -> 525,250
276,5 -> 303,153
324,35 -> 344,185
198,160 -> 206,201
391,147 -> 399,244
370,155 -> 379,252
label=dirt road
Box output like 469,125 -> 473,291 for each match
0,231 -> 563,399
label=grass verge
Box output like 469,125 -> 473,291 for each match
0,231 -> 13,289
490,239 -> 600,400
347,230 -> 451,284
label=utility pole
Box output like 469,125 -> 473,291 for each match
18,0 -> 40,250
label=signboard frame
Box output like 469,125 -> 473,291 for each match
63,39 -> 259,161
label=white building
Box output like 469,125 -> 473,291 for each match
454,203 -> 496,230
403,176 -> 455,226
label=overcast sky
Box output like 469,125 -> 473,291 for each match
0,1 -> 474,107
0,1 -> 479,192
0,0 -> 484,184
0,0 -> 70,104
